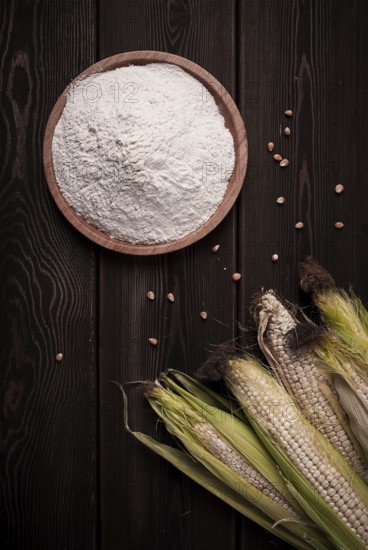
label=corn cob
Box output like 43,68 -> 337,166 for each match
129,430 -> 318,550
160,372 -> 302,515
193,420 -> 297,515
253,290 -> 368,480
140,380 -> 331,549
147,382 -> 300,518
212,355 -> 368,548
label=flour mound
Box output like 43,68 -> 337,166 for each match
52,63 -> 235,245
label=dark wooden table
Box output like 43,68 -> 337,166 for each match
1,1 -> 368,549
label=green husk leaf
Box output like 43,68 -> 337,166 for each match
316,336 -> 368,462
334,375 -> 368,462
317,337 -> 368,391
315,288 -> 368,363
132,432 -> 315,550
299,257 -> 368,362
351,289 -> 368,335
164,369 -> 246,420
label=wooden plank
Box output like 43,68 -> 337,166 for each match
325,0 -> 368,297
98,1 -> 239,549
237,0 -> 368,546
238,0 -> 368,318
238,0 -> 304,321
0,1 -> 97,549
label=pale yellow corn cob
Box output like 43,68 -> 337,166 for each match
224,357 -> 368,546
147,381 -> 315,536
254,291 -> 368,480
194,421 -> 298,516
131,379 -> 333,550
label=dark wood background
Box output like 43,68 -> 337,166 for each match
1,1 -> 368,549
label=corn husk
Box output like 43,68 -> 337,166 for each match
132,434 -> 315,550
165,369 -> 246,420
160,372 -> 303,512
317,336 -> 368,462
116,381 -> 330,550
299,257 -> 368,363
299,257 -> 368,464
315,288 -> 368,362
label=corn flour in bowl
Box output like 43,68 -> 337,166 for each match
43,51 -> 248,254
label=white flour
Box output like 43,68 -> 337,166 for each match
52,63 -> 235,244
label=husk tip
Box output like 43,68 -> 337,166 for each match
195,346 -> 236,382
285,323 -> 327,350
299,256 -> 336,295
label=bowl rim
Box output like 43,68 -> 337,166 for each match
43,50 -> 248,255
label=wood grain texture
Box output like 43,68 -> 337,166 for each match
98,1 -> 240,549
238,0 -> 368,324
0,1 -> 97,549
3,1 -> 368,549
327,0 -> 368,298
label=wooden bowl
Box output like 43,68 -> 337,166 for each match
43,51 -> 248,255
